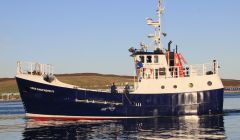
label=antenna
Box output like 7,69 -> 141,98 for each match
146,0 -> 165,50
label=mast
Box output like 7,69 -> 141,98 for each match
146,0 -> 165,50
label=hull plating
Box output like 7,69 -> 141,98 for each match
16,77 -> 224,119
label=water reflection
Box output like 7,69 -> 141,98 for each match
23,115 -> 225,140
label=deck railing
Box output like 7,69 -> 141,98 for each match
17,61 -> 54,76
169,62 -> 218,78
137,60 -> 219,80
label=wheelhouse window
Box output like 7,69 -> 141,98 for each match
139,56 -> 145,63
155,69 -> 159,79
147,56 -> 152,63
159,67 -> 166,75
154,56 -> 158,63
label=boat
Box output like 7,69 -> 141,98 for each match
16,0 -> 224,120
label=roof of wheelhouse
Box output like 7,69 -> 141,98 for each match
129,48 -> 165,57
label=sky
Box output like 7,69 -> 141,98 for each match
0,0 -> 240,79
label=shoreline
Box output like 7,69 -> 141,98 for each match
224,90 -> 240,93
0,99 -> 21,102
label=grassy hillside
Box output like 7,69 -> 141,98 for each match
0,78 -> 18,94
221,79 -> 240,87
0,73 -> 133,94
56,73 -> 133,89
0,73 -> 240,94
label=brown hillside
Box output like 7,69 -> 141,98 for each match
0,73 -> 133,94
56,73 -> 133,89
222,79 -> 240,87
0,78 -> 18,94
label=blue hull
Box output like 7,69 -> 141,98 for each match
16,77 -> 224,119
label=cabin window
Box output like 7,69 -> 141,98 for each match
154,56 -> 158,63
147,56 -> 152,63
173,85 -> 177,89
159,67 -> 166,75
161,85 -> 165,89
155,69 -> 159,79
139,56 -> 145,63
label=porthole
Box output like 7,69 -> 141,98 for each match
173,85 -> 177,89
189,83 -> 193,88
161,85 -> 165,89
207,81 -> 212,86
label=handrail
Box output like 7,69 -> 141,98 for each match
137,60 -> 219,80
169,62 -> 218,78
17,61 -> 54,76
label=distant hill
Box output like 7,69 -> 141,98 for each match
56,73 -> 132,79
0,73 -> 239,94
0,78 -> 18,94
221,79 -> 240,87
0,73 -> 133,94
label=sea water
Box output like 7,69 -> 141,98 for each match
0,93 -> 240,140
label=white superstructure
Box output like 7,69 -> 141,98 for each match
130,0 -> 223,94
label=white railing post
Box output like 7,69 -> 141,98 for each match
20,61 -> 22,74
202,64 -> 205,76
16,61 -> 20,74
177,67 -> 179,78
216,61 -> 219,74
30,63 -> 33,75
41,64 -> 44,75
190,65 -> 192,77
172,67 -> 174,78
52,65 -> 54,75
48,65 -> 50,75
